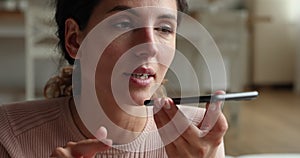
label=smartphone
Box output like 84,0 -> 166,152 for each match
144,91 -> 259,106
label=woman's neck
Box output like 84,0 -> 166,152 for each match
69,98 -> 148,144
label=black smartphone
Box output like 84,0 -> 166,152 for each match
144,91 -> 259,106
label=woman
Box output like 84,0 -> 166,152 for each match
0,0 -> 228,157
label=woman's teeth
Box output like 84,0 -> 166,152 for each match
131,73 -> 150,79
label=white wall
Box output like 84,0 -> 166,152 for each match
188,0 -> 245,11
252,0 -> 298,85
296,26 -> 300,92
293,0 -> 300,92
0,37 -> 59,92
0,2 -> 58,98
0,38 -> 25,89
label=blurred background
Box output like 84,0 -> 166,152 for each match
0,0 -> 299,157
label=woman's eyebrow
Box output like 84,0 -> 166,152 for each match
106,5 -> 138,16
158,14 -> 177,21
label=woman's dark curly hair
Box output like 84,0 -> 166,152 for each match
55,0 -> 188,65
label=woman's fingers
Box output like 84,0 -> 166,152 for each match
153,98 -> 179,144
198,90 -> 228,146
153,98 -> 194,157
198,91 -> 226,136
153,98 -> 200,147
51,127 -> 112,158
72,139 -> 112,157
198,101 -> 223,136
51,139 -> 112,158
201,113 -> 228,146
51,147 -> 72,158
153,91 -> 228,157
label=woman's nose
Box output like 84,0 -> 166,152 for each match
134,27 -> 158,58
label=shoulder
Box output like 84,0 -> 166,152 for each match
0,97 -> 71,135
0,97 -> 71,157
1,96 -> 70,112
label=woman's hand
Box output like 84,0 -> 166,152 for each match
50,127 -> 112,158
153,91 -> 228,158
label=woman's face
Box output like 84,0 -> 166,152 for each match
80,0 -> 178,106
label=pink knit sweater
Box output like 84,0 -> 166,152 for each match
0,97 -> 225,158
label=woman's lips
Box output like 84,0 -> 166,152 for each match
124,67 -> 155,87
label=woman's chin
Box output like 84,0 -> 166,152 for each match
130,98 -> 146,106
130,92 -> 152,106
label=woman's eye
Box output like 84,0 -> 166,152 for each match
155,25 -> 174,34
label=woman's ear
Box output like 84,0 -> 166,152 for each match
65,18 -> 83,59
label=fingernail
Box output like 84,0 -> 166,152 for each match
163,98 -> 171,110
95,126 -> 107,140
160,98 -> 166,106
154,98 -> 163,109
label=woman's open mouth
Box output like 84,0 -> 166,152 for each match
124,67 -> 156,87
130,73 -> 154,79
